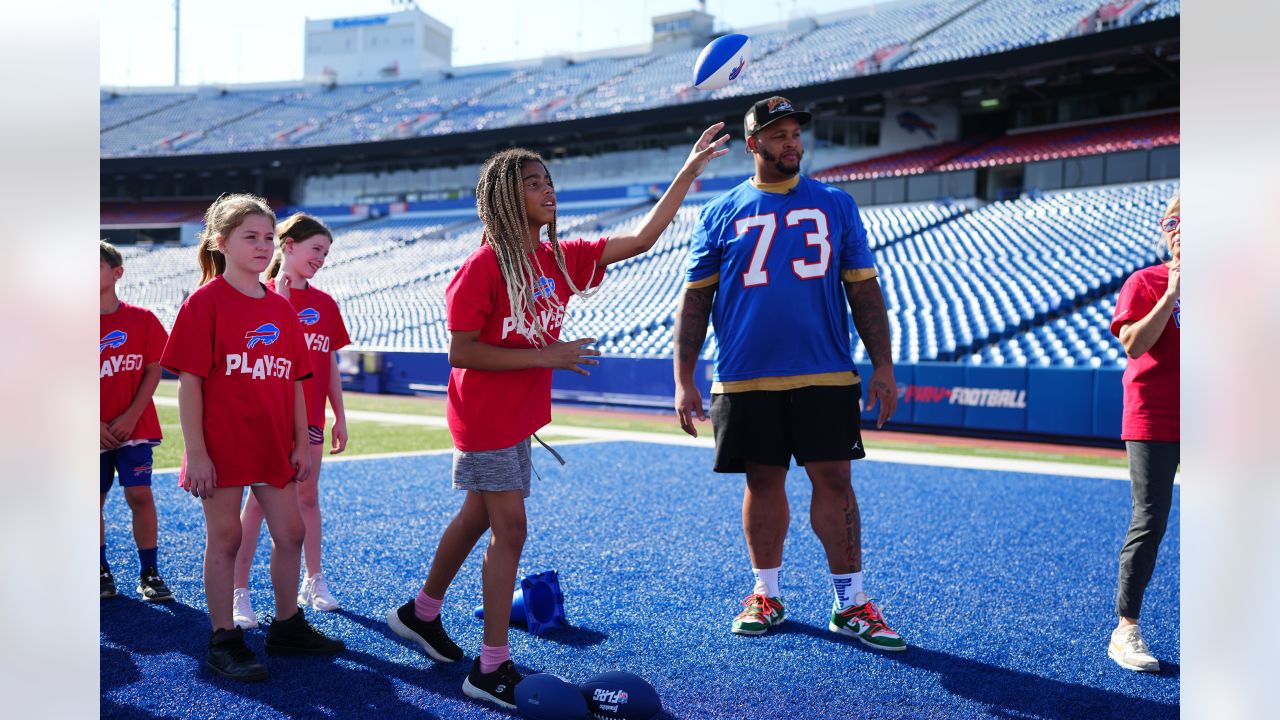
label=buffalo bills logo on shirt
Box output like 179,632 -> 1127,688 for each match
297,307 -> 320,326
100,330 -> 127,353
533,276 -> 556,299
1173,298 -> 1181,328
245,323 -> 281,349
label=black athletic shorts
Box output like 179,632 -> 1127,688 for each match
708,384 -> 866,474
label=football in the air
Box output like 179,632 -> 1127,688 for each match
579,671 -> 662,720
693,33 -> 751,91
516,673 -> 589,720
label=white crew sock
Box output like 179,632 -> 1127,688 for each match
751,567 -> 781,597
831,571 -> 864,609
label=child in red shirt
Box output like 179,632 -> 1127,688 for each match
100,240 -> 172,603
233,213 -> 352,626
161,194 -> 344,682
386,124 -> 730,710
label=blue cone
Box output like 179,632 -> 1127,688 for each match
474,570 -> 567,636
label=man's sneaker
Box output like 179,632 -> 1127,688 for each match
298,572 -> 340,612
232,588 -> 259,630
829,592 -> 907,651
137,567 -> 174,603
101,565 -> 117,599
264,608 -> 345,656
1108,624 -> 1160,672
386,600 -> 464,662
731,593 -> 786,635
461,658 -> 523,710
207,627 -> 268,682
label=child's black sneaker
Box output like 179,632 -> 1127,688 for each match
207,627 -> 268,682
387,600 -> 464,662
461,658 -> 522,710
264,608 -> 345,656
137,566 -> 174,603
101,565 -> 117,599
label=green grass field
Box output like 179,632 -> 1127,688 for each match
152,380 -> 1125,469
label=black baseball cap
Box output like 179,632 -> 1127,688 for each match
744,96 -> 812,138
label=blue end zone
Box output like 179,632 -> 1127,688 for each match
101,442 -> 1179,719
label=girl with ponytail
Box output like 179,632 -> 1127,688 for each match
162,194 -> 344,682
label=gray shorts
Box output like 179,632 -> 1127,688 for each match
452,438 -> 532,498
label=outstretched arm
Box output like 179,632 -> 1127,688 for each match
600,122 -> 730,266
673,283 -> 716,436
449,330 -> 602,376
844,277 -> 897,428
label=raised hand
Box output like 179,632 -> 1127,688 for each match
681,122 -> 731,178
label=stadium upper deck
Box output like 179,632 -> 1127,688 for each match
99,0 -> 1178,159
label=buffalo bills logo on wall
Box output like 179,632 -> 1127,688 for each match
245,323 -> 281,349
897,111 -> 937,139
533,276 -> 556,299
298,307 -> 320,326
100,330 -> 127,353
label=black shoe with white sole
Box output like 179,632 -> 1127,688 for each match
387,600 -> 464,662
206,627 -> 268,682
101,565 -> 117,599
461,658 -> 522,710
264,608 -> 345,656
137,567 -> 174,603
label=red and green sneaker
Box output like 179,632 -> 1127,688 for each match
829,593 -> 906,651
731,593 -> 785,635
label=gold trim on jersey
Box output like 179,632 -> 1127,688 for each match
749,175 -> 801,194
685,273 -> 720,290
842,267 -> 879,283
712,371 -> 860,394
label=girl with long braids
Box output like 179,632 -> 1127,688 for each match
387,123 -> 729,709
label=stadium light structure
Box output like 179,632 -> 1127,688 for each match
173,0 -> 180,86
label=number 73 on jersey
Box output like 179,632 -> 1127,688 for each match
736,209 -> 831,287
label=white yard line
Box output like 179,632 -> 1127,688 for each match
153,396 -> 1143,481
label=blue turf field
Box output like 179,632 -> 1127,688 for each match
101,441 -> 1179,719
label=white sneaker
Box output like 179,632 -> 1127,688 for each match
232,587 -> 259,630
298,573 -> 340,612
1108,624 -> 1160,672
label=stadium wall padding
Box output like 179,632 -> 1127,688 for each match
346,352 -> 1124,442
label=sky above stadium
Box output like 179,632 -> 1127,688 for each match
100,0 -> 879,87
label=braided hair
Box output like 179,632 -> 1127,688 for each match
475,148 -> 600,346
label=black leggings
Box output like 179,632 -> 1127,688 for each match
1115,440 -> 1180,619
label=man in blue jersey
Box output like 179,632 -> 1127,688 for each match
673,96 -> 904,650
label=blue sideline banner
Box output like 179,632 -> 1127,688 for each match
352,352 -> 1123,442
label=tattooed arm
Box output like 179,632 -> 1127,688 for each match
673,283 -> 716,437
844,277 -> 897,428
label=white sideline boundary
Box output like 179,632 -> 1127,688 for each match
152,397 -> 1140,481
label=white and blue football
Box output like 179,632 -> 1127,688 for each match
580,671 -> 661,720
517,673 -> 589,720
693,33 -> 750,91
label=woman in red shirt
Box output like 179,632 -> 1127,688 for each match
1107,191 -> 1180,673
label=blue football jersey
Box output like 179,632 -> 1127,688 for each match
684,175 -> 877,384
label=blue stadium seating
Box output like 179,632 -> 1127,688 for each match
114,180 -> 1177,367
100,1 -> 1178,155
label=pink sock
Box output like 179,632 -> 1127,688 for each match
414,589 -> 443,622
479,643 -> 511,674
